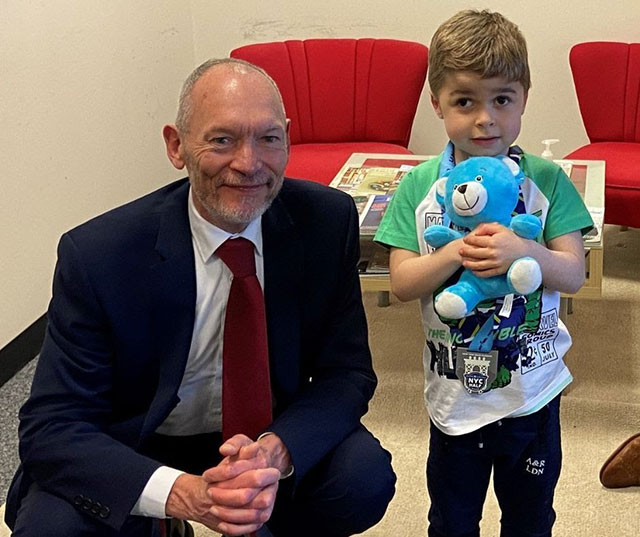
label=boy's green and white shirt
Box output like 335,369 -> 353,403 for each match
375,151 -> 593,436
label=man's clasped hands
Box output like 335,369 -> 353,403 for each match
165,433 -> 291,536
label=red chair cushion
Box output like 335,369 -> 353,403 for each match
231,39 -> 428,146
570,43 -> 640,143
566,142 -> 640,227
285,142 -> 412,185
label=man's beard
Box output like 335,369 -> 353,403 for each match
199,192 -> 271,226
193,171 -> 283,228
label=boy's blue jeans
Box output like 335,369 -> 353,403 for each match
427,395 -> 562,537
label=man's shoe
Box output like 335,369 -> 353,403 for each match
600,432 -> 640,488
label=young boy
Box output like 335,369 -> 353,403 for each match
375,9 -> 593,537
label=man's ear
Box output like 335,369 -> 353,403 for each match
163,124 -> 186,170
430,93 -> 444,119
285,118 -> 292,152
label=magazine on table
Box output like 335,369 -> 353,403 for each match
333,157 -> 425,233
360,194 -> 393,236
333,160 -> 419,198
585,207 -> 603,244
353,195 -> 375,226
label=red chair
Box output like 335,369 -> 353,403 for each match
565,42 -> 640,228
231,38 -> 428,185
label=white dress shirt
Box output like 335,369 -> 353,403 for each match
132,187 -> 264,518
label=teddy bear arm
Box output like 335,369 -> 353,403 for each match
510,214 -> 542,240
435,277 -> 486,319
423,225 -> 463,249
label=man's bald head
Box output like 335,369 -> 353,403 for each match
175,58 -> 285,135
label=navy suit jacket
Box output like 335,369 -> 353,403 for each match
6,178 -> 375,531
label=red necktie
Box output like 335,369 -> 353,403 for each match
216,237 -> 272,441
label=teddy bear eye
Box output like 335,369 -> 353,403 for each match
475,175 -> 483,181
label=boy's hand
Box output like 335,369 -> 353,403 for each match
460,222 -> 530,277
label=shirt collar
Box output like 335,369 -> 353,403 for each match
187,187 -> 263,263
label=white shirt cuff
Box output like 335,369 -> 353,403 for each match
131,466 -> 185,518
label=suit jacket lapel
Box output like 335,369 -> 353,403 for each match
141,180 -> 196,438
262,192 -> 303,407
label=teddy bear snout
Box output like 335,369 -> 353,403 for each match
452,182 -> 487,215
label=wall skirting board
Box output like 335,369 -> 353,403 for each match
0,315 -> 46,388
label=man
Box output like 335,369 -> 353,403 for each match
6,59 -> 395,537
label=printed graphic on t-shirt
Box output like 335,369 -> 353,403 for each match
428,288 -> 545,391
520,308 -> 560,374
424,212 -> 443,253
425,180 -> 554,393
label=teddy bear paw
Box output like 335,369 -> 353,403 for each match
434,291 -> 469,319
509,257 -> 542,295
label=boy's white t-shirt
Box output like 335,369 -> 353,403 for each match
375,152 -> 593,436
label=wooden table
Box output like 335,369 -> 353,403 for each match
330,153 -> 605,307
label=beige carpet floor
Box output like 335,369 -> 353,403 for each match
2,225 -> 638,536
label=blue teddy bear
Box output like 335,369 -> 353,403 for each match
423,156 -> 542,319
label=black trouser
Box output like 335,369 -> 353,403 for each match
427,396 -> 562,537
10,425 -> 396,537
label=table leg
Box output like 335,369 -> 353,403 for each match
560,296 -> 574,395
559,297 -> 571,322
377,291 -> 390,307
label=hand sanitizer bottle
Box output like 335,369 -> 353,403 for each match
541,139 -> 559,160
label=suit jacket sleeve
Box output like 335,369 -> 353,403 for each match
17,232 -> 162,531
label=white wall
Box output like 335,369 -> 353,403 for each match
0,1 -> 194,347
191,0 -> 639,158
2,0 -> 639,348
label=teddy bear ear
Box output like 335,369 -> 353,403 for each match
434,177 -> 447,205
499,155 -> 525,184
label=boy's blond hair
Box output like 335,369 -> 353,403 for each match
428,9 -> 530,96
